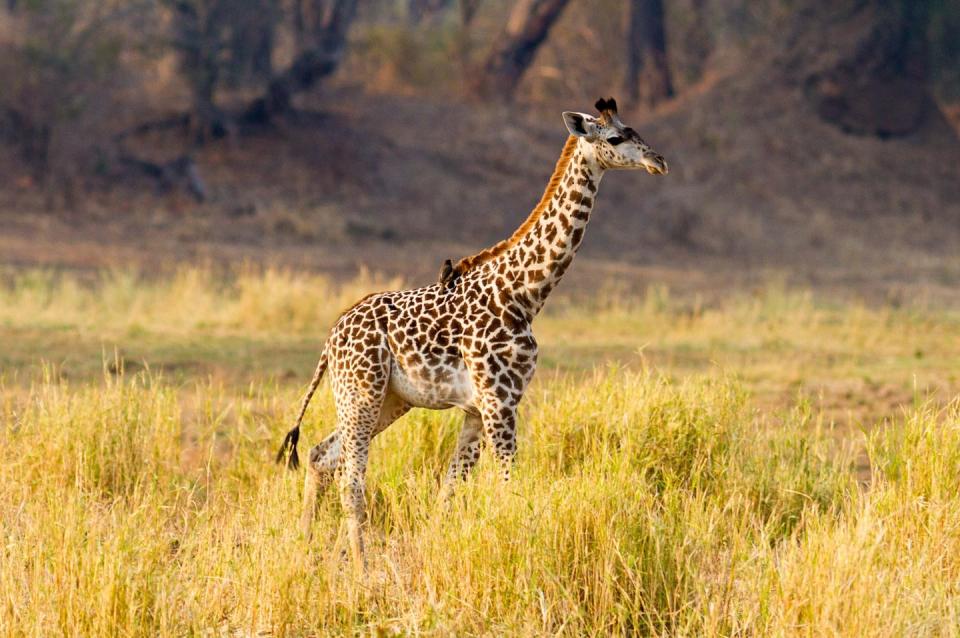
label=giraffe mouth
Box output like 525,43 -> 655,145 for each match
642,154 -> 668,175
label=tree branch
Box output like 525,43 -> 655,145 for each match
470,0 -> 570,99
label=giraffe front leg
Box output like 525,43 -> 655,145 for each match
466,344 -> 535,487
439,411 -> 484,500
481,404 -> 518,483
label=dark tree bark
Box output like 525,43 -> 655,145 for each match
684,0 -> 711,80
470,0 -> 570,100
226,0 -> 277,87
3,107 -> 50,180
242,0 -> 357,124
169,0 -> 231,140
165,0 -> 355,135
242,49 -> 342,124
118,152 -> 208,202
454,0 -> 483,82
407,0 -> 453,24
803,1 -> 933,137
625,0 -> 674,107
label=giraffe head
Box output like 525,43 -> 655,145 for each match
562,97 -> 668,175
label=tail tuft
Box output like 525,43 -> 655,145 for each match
275,426 -> 300,470
277,347 -> 327,472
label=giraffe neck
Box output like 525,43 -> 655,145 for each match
491,136 -> 604,319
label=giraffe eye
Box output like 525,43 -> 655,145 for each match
607,136 -> 624,146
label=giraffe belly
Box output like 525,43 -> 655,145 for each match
388,360 -> 475,410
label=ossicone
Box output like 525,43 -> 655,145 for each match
594,97 -> 618,114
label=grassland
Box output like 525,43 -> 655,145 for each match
2,266 -> 960,636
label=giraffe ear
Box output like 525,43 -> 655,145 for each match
562,112 -> 599,139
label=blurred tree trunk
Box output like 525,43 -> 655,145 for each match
455,0 -> 482,85
244,0 -> 356,123
170,0 -> 230,140
624,0 -> 673,107
470,0 -> 570,100
166,0 -> 356,134
685,0 -> 711,81
4,108 -> 50,181
803,0 -> 933,137
226,0 -> 276,87
407,0 -> 453,24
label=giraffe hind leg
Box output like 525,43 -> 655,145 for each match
335,391 -> 410,573
337,413 -> 375,575
300,430 -> 341,537
300,393 -> 409,538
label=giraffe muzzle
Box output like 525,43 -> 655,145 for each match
643,153 -> 668,175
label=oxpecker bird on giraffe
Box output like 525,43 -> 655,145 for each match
276,97 -> 668,573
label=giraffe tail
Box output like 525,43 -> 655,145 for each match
276,347 -> 328,470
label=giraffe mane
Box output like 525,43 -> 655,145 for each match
452,135 -> 579,276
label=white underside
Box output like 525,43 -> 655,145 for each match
388,360 -> 476,411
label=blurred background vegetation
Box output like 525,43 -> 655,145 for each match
0,0 -> 959,299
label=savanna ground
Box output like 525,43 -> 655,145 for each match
2,266 -> 960,636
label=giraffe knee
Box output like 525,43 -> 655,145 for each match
308,435 -> 341,474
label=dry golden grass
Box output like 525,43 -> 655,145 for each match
2,267 -> 960,636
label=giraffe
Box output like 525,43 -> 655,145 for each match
276,97 -> 668,571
